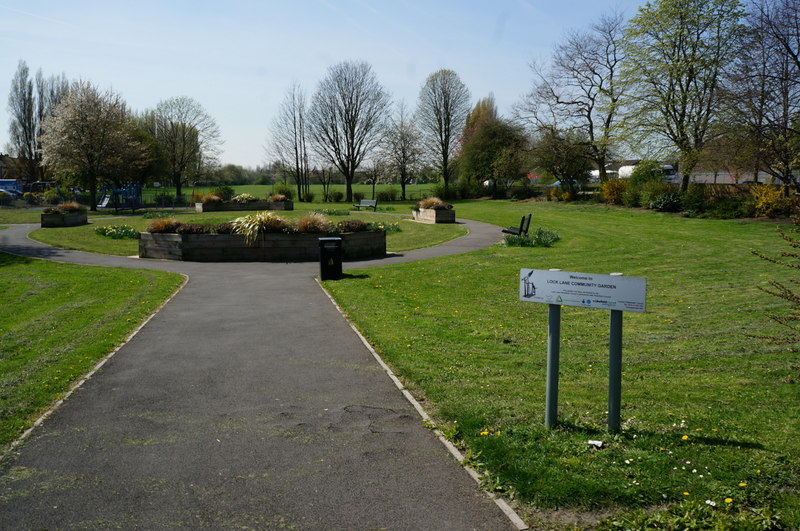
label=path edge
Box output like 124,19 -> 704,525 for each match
316,278 -> 529,531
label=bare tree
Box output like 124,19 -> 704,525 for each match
6,60 -> 68,183
725,0 -> 800,187
146,96 -> 222,198
416,69 -> 471,193
308,61 -> 391,203
270,83 -> 311,201
517,11 -> 625,182
622,0 -> 744,191
40,81 -> 146,210
383,101 -> 421,200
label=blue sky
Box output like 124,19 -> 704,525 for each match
1,0 -> 645,168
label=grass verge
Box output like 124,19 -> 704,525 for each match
0,253 -> 184,456
323,200 -> 799,528
28,211 -> 467,255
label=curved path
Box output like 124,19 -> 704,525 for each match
0,220 -> 525,530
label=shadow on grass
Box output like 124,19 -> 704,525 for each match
553,421 -> 766,450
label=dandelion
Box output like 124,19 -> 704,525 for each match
683,492 -> 690,496
725,498 -> 733,504
480,429 -> 489,436
682,435 -> 689,440
739,482 -> 747,487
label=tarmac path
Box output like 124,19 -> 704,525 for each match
0,219 -> 525,530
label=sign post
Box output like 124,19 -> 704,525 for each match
520,269 -> 646,432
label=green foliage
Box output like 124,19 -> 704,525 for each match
94,225 -> 139,239
503,228 -> 560,247
640,181 -> 677,210
353,191 -> 365,202
629,160 -> 666,188
376,188 -> 399,202
231,212 -> 292,243
706,197 -> 755,219
682,183 -> 708,212
622,186 -> 642,207
146,218 -> 181,233
459,115 -> 527,187
530,127 -> 593,196
751,185 -> 795,218
43,188 -> 59,205
271,183 -> 294,200
211,185 -> 235,201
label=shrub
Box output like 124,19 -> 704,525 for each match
43,189 -> 59,205
154,193 -> 176,207
706,197 -> 754,219
214,221 -> 235,234
601,179 -> 628,205
211,185 -> 235,201
43,202 -> 86,214
232,193 -> 258,204
622,186 -> 641,208
314,209 -> 350,216
640,181 -> 671,208
268,193 -> 288,202
296,213 -> 331,233
146,218 -> 181,233
231,212 -> 292,244
272,183 -> 293,200
504,228 -> 560,247
457,178 -> 486,199
301,191 -> 315,202
417,197 -> 453,210
376,188 -> 399,202
429,183 -> 449,200
201,194 -> 223,204
649,189 -> 683,212
176,223 -> 212,235
24,192 -> 42,205
95,225 -> 139,239
337,219 -> 368,232
326,190 -> 344,202
751,184 -> 794,218
629,159 -> 665,187
353,191 -> 365,202
681,183 -> 707,212
190,192 -> 205,204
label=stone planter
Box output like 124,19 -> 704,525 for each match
139,230 -> 385,262
265,200 -> 293,211
412,208 -> 456,224
41,211 -> 88,228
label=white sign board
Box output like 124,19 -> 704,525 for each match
520,269 -> 646,313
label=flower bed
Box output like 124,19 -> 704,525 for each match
412,197 -> 456,224
41,203 -> 88,227
139,231 -> 385,261
194,200 -> 293,212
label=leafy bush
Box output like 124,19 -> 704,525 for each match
681,183 -> 707,212
232,193 -> 258,204
146,218 -> 182,233
94,225 -> 140,239
326,190 -> 344,202
640,181 -> 671,208
296,213 -> 331,233
24,192 -> 42,205
214,222 -> 235,234
268,193 -> 288,202
43,188 -> 59,205
649,189 -> 683,212
231,212 -> 292,244
706,197 -> 755,219
751,184 -> 794,218
314,209 -> 350,216
601,179 -> 628,205
154,193 -> 177,207
629,159 -> 665,187
622,186 -> 641,208
504,228 -> 560,247
201,194 -> 223,204
272,183 -> 293,200
417,197 -> 453,210
457,178 -> 486,199
376,188 -> 399,202
353,191 -> 365,202
337,219 -> 368,233
508,184 -> 539,200
301,191 -> 315,202
211,185 -> 235,201
176,223 -> 212,235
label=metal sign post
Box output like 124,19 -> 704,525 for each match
520,269 -> 646,432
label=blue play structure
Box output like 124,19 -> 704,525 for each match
99,183 -> 142,211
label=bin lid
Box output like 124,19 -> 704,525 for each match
318,237 -> 342,242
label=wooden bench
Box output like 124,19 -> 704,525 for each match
502,213 -> 532,236
353,199 -> 378,211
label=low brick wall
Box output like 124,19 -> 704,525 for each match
412,208 -> 456,224
139,231 -> 386,262
41,211 -> 88,228
194,201 -> 293,212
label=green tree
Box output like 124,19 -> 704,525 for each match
530,127 -> 594,197
623,0 -> 745,191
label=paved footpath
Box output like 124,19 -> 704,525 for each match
0,220 -> 525,530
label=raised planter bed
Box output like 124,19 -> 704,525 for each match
195,201 -> 293,213
412,208 -> 456,224
139,231 -> 385,262
41,211 -> 88,228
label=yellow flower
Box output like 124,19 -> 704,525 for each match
682,435 -> 689,440
725,498 -> 733,503
739,482 -> 747,487
480,430 -> 489,436
683,492 -> 690,496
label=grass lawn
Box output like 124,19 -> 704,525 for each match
0,208 -> 113,225
323,200 -> 799,528
28,210 -> 467,256
0,253 -> 184,456
145,183 -> 438,202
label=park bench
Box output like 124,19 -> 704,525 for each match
353,199 -> 378,211
502,213 -> 532,236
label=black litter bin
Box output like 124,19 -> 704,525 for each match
319,237 -> 343,280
